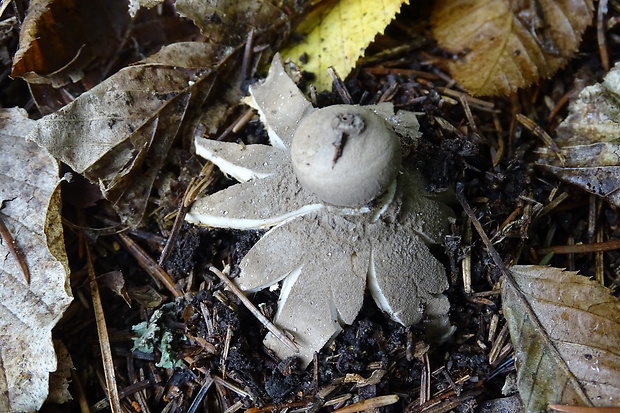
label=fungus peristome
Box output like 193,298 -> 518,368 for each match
187,54 -> 454,366
291,105 -> 402,207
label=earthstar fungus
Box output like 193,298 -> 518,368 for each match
186,55 -> 454,366
291,104 -> 402,207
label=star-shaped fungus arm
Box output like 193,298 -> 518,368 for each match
238,214 -> 368,366
187,137 -> 322,230
186,173 -> 322,229
194,137 -> 288,182
367,226 -> 449,328
246,54 -> 315,150
395,168 -> 454,245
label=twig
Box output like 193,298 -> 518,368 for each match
70,368 -> 91,413
117,232 -> 183,297
327,66 -> 353,104
363,66 -> 441,80
232,107 -> 256,133
536,238 -> 620,255
458,93 -> 478,133
456,183 -> 593,407
221,325 -> 232,379
462,216 -> 473,294
332,395 -> 399,413
211,375 -> 250,398
0,0 -> 13,18
420,353 -> 430,405
208,265 -> 299,353
159,162 -> 215,266
187,376 -> 214,413
549,406 -> 620,413
240,28 -> 254,87
515,113 -> 565,165
547,87 -> 576,124
492,113 -> 505,166
435,87 -> 496,111
86,245 -> 122,413
245,401 -> 310,413
0,213 -> 30,283
597,0 -> 610,72
216,107 -> 256,142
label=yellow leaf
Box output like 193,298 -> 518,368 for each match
282,0 -> 409,91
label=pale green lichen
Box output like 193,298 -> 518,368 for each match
131,304 -> 183,369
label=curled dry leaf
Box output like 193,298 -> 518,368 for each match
11,0 -> 130,87
281,0 -> 409,91
175,0 -> 288,46
26,0 -> 301,227
28,42 -> 239,227
132,0 -> 290,49
0,108 -> 72,412
502,265 -> 620,413
46,341 -> 73,405
538,64 -> 620,206
431,0 -> 594,96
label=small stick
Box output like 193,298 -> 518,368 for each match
378,81 -> 399,103
549,406 -> 620,413
458,94 -> 478,133
595,227 -> 605,286
439,368 -> 461,397
211,375 -> 250,398
462,216 -> 473,294
535,192 -> 568,220
420,353 -> 430,405
187,376 -> 214,413
208,266 -> 299,353
217,107 -> 256,142
232,107 -> 256,133
86,245 -> 122,413
327,66 -> 353,104
240,28 -> 254,86
159,163 -> 215,266
0,214 -> 30,283
547,88 -> 575,124
436,86 -> 496,110
488,324 -> 509,366
331,395 -> 399,413
245,401 -> 309,413
70,368 -> 91,413
221,325 -> 232,379
515,113 -> 565,165
117,233 -> 183,297
597,0 -> 610,72
537,238 -> 620,255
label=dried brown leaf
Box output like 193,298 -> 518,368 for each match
431,0 -> 593,96
26,0 -> 298,226
11,0 -> 130,87
28,42 -> 240,227
0,108 -> 72,412
503,265 -> 620,413
538,64 -> 620,206
133,0 -> 290,49
175,0 -> 288,46
46,341 -> 73,405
